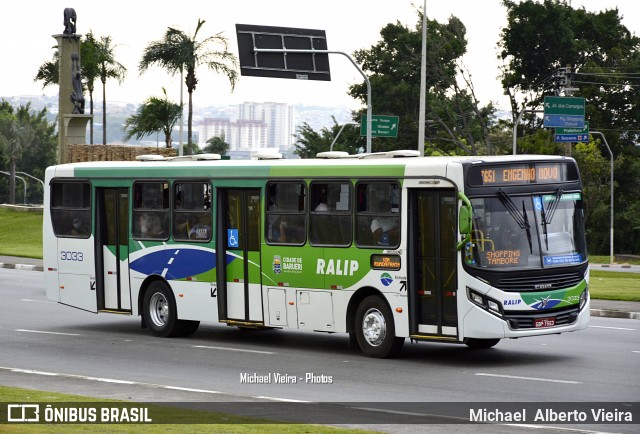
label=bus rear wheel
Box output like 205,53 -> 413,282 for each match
464,338 -> 500,349
143,281 -> 199,337
355,295 -> 404,358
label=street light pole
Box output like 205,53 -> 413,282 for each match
0,171 -> 27,204
590,131 -> 614,265
417,0 -> 427,155
512,109 -> 544,155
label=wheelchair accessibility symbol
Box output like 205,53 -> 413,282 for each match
534,196 -> 543,211
228,229 -> 239,248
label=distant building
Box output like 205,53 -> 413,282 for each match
198,102 -> 295,153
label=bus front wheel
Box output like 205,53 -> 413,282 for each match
355,296 -> 404,358
464,338 -> 500,349
143,281 -> 199,337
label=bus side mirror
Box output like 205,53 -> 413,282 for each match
457,192 -> 472,250
459,204 -> 472,235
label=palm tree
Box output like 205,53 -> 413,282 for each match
34,48 -> 59,87
204,133 -> 229,155
94,35 -> 127,145
123,88 -> 182,148
80,31 -> 101,144
139,19 -> 238,155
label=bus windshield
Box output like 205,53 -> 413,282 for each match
466,192 -> 587,270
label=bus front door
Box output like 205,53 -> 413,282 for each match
95,187 -> 132,313
217,189 -> 263,324
408,189 -> 458,339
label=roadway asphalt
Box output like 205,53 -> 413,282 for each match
1,255 -> 638,320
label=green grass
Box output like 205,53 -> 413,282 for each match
589,269 -> 640,301
0,386 -> 374,433
0,208 -> 43,259
590,255 -> 640,265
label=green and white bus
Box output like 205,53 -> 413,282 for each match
43,151 -> 589,357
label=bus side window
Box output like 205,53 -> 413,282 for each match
50,181 -> 91,238
265,181 -> 306,245
132,181 -> 169,240
355,181 -> 400,248
173,182 -> 212,242
309,181 -> 352,247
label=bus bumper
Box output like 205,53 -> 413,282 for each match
462,298 -> 590,339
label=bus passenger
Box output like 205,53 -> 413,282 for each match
370,200 -> 398,246
70,217 -> 88,236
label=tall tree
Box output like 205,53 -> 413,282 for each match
80,31 -> 101,144
0,101 -> 57,204
123,88 -> 182,148
140,19 -> 238,155
94,35 -> 127,145
499,0 -> 640,255
0,103 -> 34,204
294,118 -> 362,158
349,13 -> 494,155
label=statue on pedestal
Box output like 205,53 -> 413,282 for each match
63,8 -> 77,35
70,53 -> 85,114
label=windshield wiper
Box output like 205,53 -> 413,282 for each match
497,189 -> 533,253
540,189 -> 563,250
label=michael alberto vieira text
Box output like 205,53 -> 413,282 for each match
470,407 -> 633,423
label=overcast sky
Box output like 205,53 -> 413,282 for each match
2,0 -> 638,112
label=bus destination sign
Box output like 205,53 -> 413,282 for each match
468,163 -> 575,187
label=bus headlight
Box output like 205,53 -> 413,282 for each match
579,288 -> 588,310
467,288 -> 504,318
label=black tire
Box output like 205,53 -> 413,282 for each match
355,295 -> 404,358
143,281 -> 200,337
464,338 -> 501,349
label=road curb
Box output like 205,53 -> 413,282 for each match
0,263 -> 44,272
590,309 -> 640,320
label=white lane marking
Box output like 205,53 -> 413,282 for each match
193,345 -> 275,355
590,325 -> 636,331
168,257 -> 175,265
164,386 -> 221,394
254,396 -> 309,403
476,373 -> 581,384
16,329 -> 80,336
0,366 -> 217,393
21,298 -> 56,304
352,407 -> 437,417
507,424 -> 613,433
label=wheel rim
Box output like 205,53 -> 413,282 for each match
362,308 -> 386,347
149,292 -> 169,327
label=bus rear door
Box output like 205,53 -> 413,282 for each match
95,187 -> 132,313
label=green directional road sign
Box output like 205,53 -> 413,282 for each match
543,96 -> 585,128
554,122 -> 589,143
543,96 -> 585,115
360,115 -> 399,138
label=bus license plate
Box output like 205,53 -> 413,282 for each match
535,317 -> 555,328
